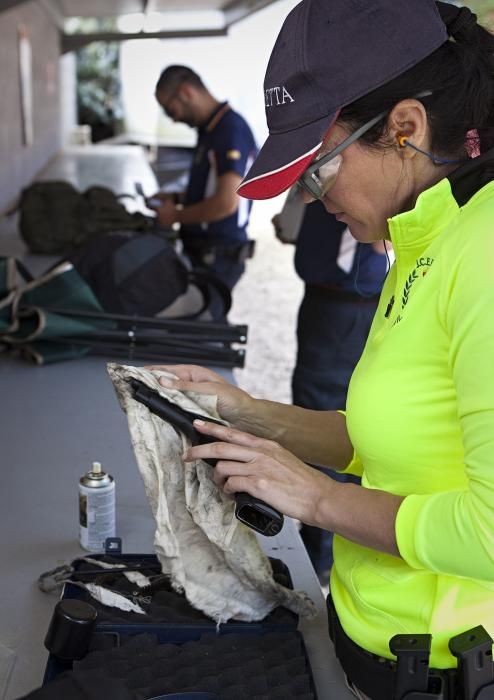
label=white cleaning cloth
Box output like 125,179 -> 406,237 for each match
108,363 -> 316,623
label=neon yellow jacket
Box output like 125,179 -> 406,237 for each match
331,155 -> 494,668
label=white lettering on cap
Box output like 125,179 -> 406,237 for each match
265,86 -> 295,107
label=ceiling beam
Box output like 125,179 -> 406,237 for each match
223,0 -> 279,28
39,0 -> 65,29
0,0 -> 30,14
62,26 -> 228,53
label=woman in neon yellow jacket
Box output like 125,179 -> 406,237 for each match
149,0 -> 494,697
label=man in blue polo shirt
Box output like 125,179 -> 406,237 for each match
274,195 -> 388,584
152,65 -> 257,318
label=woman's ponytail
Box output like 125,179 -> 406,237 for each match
437,3 -> 478,44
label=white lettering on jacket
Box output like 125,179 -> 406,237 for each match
265,86 -> 295,107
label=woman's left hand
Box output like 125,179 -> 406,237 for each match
185,419 -> 333,526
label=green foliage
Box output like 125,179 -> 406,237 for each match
71,19 -> 123,140
462,0 -> 494,28
77,42 -> 121,120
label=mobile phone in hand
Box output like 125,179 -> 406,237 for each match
135,182 -> 145,198
278,186 -> 305,243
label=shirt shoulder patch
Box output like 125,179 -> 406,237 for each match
226,149 -> 242,160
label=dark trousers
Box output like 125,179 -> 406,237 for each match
292,285 -> 379,581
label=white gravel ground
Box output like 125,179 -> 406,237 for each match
229,195 -> 304,403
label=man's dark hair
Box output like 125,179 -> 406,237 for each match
155,65 -> 206,95
339,4 -> 494,158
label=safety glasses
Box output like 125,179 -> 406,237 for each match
160,86 -> 183,118
297,91 -> 433,201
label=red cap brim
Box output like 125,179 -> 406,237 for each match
238,111 -> 339,200
237,147 -> 320,200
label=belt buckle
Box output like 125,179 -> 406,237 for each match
202,250 -> 216,265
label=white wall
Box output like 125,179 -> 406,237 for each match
120,0 -> 300,148
0,0 -> 62,211
59,52 -> 77,146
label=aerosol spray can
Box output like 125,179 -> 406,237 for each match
79,461 -> 115,552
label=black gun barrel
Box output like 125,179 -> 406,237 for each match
129,379 -> 284,536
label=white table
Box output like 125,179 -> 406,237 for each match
0,354 -> 351,700
38,144 -> 159,206
0,145 -> 352,700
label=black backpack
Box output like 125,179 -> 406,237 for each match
19,181 -> 153,255
68,231 -> 232,319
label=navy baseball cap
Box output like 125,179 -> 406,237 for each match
238,0 -> 448,200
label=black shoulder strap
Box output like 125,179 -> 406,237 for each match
165,268 -> 232,320
15,259 -> 34,282
187,268 -> 232,319
0,256 -> 34,285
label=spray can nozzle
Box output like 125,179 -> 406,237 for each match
91,461 -> 102,475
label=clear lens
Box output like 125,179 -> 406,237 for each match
299,152 -> 343,201
315,154 -> 342,197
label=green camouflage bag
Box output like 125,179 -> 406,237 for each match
19,180 -> 153,255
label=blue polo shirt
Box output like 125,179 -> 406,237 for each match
181,102 -> 257,246
294,200 -> 388,295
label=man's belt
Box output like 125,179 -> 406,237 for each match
326,593 -> 494,699
307,283 -> 380,304
184,239 -> 255,264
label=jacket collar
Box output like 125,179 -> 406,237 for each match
200,102 -> 230,134
388,147 -> 494,258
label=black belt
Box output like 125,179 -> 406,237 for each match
307,284 -> 380,304
183,239 -> 254,263
326,594 -> 494,700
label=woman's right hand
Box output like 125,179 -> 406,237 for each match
145,364 -> 254,428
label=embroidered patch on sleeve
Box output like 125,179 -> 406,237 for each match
226,149 -> 242,160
